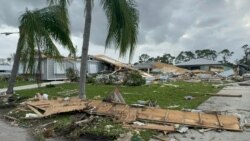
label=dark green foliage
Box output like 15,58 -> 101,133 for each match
101,0 -> 139,61
123,71 -> 145,86
66,68 -> 79,82
139,54 -> 150,63
86,75 -> 96,84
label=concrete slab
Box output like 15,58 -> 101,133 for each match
0,118 -> 35,141
168,85 -> 250,141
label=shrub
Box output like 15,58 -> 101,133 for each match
86,75 -> 96,84
95,74 -> 115,85
66,68 -> 79,82
123,71 -> 145,86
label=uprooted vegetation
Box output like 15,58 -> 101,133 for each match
1,81 -> 223,140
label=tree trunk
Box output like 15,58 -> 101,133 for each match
6,39 -> 22,94
36,45 -> 42,88
79,0 -> 92,99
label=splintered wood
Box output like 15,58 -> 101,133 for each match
25,97 -> 88,117
24,99 -> 242,131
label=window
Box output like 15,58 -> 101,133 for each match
54,62 -> 66,74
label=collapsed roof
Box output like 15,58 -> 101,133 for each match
93,55 -> 152,77
134,62 -> 188,74
176,58 -> 221,66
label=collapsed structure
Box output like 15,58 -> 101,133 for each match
23,97 -> 242,132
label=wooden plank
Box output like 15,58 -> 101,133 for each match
198,112 -> 202,124
136,108 -> 241,131
163,110 -> 169,123
124,123 -> 175,132
27,105 -> 43,117
4,115 -> 18,121
215,113 -> 223,127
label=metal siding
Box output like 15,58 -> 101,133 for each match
46,59 -> 75,80
48,59 -> 65,80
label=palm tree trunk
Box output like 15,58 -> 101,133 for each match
6,40 -> 22,94
36,45 -> 42,88
79,0 -> 92,99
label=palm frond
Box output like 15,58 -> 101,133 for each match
101,0 -> 139,61
18,6 -> 75,73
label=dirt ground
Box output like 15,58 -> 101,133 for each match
167,82 -> 250,141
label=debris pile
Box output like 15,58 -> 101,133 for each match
20,97 -> 242,132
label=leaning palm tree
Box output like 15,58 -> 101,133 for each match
6,5 -> 75,94
48,0 -> 139,99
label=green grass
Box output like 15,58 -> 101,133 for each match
16,81 -> 220,109
0,80 -> 36,88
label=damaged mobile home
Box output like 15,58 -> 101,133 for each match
18,54 -> 152,81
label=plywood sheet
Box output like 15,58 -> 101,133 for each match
137,108 -> 241,131
25,98 -> 88,116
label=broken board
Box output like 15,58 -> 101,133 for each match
24,98 -> 242,131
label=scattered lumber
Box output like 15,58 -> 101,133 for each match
23,98 -> 242,132
27,105 -> 43,117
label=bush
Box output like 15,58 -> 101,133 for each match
86,75 -> 96,84
95,74 -> 116,85
66,68 -> 79,82
123,71 -> 145,86
0,75 -> 8,81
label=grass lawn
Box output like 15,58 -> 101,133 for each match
16,81 -> 220,109
0,80 -> 36,89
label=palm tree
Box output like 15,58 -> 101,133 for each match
48,0 -> 139,99
6,5 -> 75,94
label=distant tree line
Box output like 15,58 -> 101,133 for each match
135,47 -> 250,65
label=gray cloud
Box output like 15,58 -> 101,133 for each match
0,0 -> 250,63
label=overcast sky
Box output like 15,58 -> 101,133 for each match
0,0 -> 250,63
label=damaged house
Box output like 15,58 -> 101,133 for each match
175,58 -> 231,72
18,55 -> 105,81
18,54 -> 151,81
134,62 -> 188,75
0,64 -> 12,77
